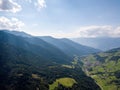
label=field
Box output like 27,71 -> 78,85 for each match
82,51 -> 120,90
49,77 -> 77,90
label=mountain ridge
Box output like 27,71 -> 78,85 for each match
39,36 -> 100,57
1,30 -> 100,57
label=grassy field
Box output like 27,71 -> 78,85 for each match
92,74 -> 118,90
32,74 -> 40,79
90,61 -> 120,90
49,77 -> 77,90
82,51 -> 120,90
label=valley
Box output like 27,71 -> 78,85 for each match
81,49 -> 120,90
0,30 -> 100,90
0,30 -> 120,90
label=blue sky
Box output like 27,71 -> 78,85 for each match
0,0 -> 120,38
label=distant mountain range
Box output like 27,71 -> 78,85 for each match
71,37 -> 120,51
4,30 -> 100,57
39,36 -> 100,57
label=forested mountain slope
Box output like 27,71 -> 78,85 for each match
0,31 -> 100,90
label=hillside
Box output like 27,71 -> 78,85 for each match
0,31 -> 71,64
40,36 -> 100,57
81,48 -> 120,90
0,31 -> 100,90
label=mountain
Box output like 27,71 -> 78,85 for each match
71,37 -> 120,51
0,30 -> 71,64
81,47 -> 120,90
3,30 -> 32,37
39,36 -> 100,57
0,30 -> 101,90
3,30 -> 100,57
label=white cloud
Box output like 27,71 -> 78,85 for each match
0,16 -> 24,30
34,0 -> 46,10
72,25 -> 120,38
112,26 -> 120,37
0,0 -> 21,13
0,0 -> 46,13
77,25 -> 113,37
51,25 -> 120,38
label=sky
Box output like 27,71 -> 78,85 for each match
0,0 -> 120,38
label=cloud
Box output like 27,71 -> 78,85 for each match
0,0 -> 21,13
0,0 -> 46,13
72,25 -> 120,38
51,25 -> 120,38
0,16 -> 24,30
77,25 -> 113,37
112,26 -> 120,37
34,0 -> 46,10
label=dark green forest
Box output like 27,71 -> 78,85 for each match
0,31 -> 100,90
